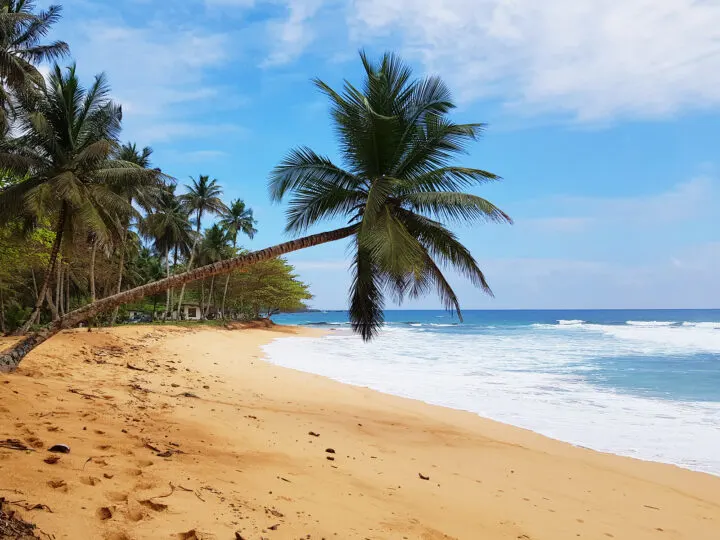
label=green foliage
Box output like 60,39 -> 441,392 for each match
270,51 -> 510,339
224,258 -> 312,318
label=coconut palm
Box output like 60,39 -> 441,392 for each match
0,0 -> 69,129
197,223 -> 232,318
109,142 -> 164,325
218,198 -> 257,318
0,63 -> 158,333
141,185 -> 193,319
174,175 -> 227,315
0,51 -> 511,370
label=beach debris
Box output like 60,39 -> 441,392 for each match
418,473 -> 430,480
139,499 -> 168,512
308,431 -> 320,437
68,388 -> 101,399
265,508 -> 284,518
643,505 -> 660,511
43,455 -> 60,464
178,529 -> 200,540
176,392 -> 199,398
325,448 -> 335,454
0,497 -> 43,538
126,363 -> 147,371
0,439 -> 33,451
103,473 -> 114,479
46,480 -> 66,490
47,444 -> 70,454
326,456 -> 335,461
268,524 -> 280,530
235,533 -> 246,540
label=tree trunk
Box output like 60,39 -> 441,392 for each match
207,275 -> 215,318
163,246 -> 170,321
30,269 -> 38,299
221,238 -> 237,320
0,279 -> 6,335
0,225 -> 356,371
110,233 -> 126,326
66,262 -> 70,313
58,263 -> 65,317
45,288 -> 58,322
200,279 -> 205,321
172,247 -> 178,318
54,256 -> 62,322
176,217 -> 202,317
88,239 -> 97,332
18,204 -> 67,334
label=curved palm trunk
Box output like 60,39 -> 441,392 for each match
18,204 -> 67,334
0,226 -> 356,371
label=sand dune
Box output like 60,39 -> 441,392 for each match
0,325 -> 718,539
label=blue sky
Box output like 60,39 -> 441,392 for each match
46,0 -> 719,309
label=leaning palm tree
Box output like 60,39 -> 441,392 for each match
0,63 -> 159,333
0,0 -> 69,129
0,51 -> 511,370
218,199 -> 257,318
174,175 -> 227,316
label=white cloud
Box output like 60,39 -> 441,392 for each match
349,0 -> 720,121
65,20 -> 238,144
262,0 -> 325,66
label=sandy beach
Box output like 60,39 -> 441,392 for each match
0,325 -> 718,540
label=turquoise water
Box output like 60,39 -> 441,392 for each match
266,310 -> 720,474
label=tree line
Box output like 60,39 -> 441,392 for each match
0,0 -> 511,370
0,1 -> 310,333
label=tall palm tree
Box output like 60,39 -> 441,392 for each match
109,142 -> 163,325
141,185 -> 193,319
197,223 -> 231,318
0,51 -> 511,370
0,63 -> 158,333
218,199 -> 257,318
175,175 -> 227,317
0,0 -> 69,129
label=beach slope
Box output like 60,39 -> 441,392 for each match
0,325 -> 718,539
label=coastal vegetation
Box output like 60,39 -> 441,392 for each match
0,1 -> 509,369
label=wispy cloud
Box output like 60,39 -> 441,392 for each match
348,0 -> 720,121
62,18 -> 240,144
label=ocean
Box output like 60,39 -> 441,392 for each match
264,309 -> 720,476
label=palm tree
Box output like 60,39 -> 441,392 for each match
109,142 -> 163,325
141,185 -> 193,320
0,0 -> 69,129
218,199 -> 257,318
197,224 -> 231,318
174,175 -> 227,317
0,63 -> 158,333
0,51 -> 511,370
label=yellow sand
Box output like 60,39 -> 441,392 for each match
0,325 -> 718,540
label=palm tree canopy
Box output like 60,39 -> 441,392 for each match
0,0 -> 69,126
198,223 -> 232,265
0,63 -> 160,248
270,51 -> 511,340
117,142 -> 153,168
180,174 -> 228,230
141,184 -> 193,258
219,198 -> 257,243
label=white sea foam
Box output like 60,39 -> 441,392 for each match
558,319 -> 585,325
626,320 -> 677,327
263,323 -> 720,475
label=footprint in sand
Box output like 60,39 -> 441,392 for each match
104,532 -> 132,540
80,476 -> 102,486
136,459 -> 154,468
106,491 -> 128,503
96,506 -> 115,521
127,469 -> 143,477
47,479 -> 68,493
